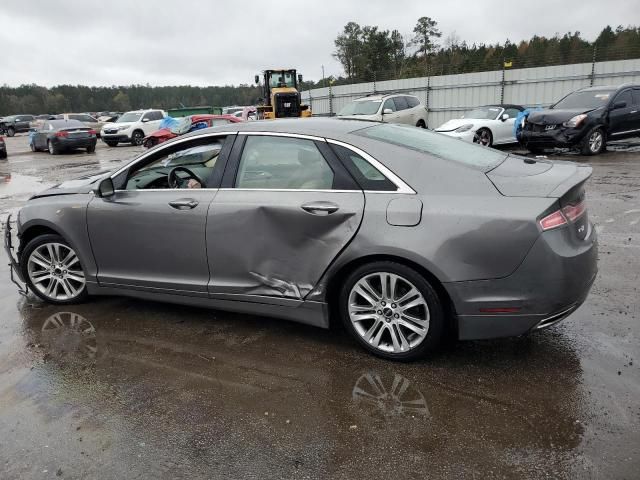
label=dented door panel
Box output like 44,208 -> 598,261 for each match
206,189 -> 364,300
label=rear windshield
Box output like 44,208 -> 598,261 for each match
552,90 -> 614,109
49,119 -> 85,128
355,123 -> 507,171
338,100 -> 382,116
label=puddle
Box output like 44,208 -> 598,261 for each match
0,172 -> 51,199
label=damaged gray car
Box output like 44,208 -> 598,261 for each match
4,118 -> 597,360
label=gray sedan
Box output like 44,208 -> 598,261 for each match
4,118 -> 597,360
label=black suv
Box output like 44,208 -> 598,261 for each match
0,115 -> 35,137
520,84 -> 640,155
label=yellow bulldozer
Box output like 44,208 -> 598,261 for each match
254,69 -> 312,119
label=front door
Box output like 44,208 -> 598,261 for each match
206,134 -> 365,301
87,135 -> 231,295
609,89 -> 635,138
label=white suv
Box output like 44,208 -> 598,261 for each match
337,94 -> 428,128
101,109 -> 166,147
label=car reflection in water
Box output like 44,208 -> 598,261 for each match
39,311 -> 98,365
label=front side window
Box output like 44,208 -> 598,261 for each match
613,90 -> 632,107
383,99 -> 396,112
463,106 -> 502,120
236,136 -> 334,190
126,139 -> 225,190
393,96 -> 408,111
504,107 -> 521,118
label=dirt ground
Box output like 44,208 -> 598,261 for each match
0,133 -> 639,479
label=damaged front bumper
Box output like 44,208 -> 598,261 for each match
3,215 -> 28,295
519,125 -> 587,149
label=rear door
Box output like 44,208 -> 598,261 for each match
392,96 -> 411,124
206,133 -> 365,301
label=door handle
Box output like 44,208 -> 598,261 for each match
168,199 -> 199,210
301,201 -> 339,215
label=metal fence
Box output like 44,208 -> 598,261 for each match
302,58 -> 640,129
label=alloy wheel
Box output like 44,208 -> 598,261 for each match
474,129 -> 492,146
589,130 -> 603,153
348,272 -> 430,354
27,242 -> 86,301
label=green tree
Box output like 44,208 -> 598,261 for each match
412,16 -> 442,61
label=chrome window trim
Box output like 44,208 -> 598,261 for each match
109,131 -> 237,179
326,138 -> 416,194
238,131 -> 327,142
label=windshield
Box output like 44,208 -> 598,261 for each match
356,123 -> 507,171
338,100 -> 382,116
117,112 -> 142,123
268,71 -> 295,88
552,90 -> 614,110
462,106 -> 502,120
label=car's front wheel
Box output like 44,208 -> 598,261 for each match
340,261 -> 444,361
7,127 -> 15,137
581,127 -> 606,155
21,234 -> 88,304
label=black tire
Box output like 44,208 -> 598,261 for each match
416,119 -> 427,129
30,142 -> 37,152
131,130 -> 144,146
47,140 -> 59,155
474,128 -> 493,147
0,150 -> 6,160
20,234 -> 88,305
339,261 -> 445,361
7,127 -> 15,137
105,140 -> 118,147
87,144 -> 96,153
580,127 -> 606,156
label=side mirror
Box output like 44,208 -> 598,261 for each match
141,118 -> 149,123
501,113 -> 509,121
254,75 -> 260,84
383,108 -> 393,115
94,177 -> 115,198
612,101 -> 627,110
298,74 -> 303,83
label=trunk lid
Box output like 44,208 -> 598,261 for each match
486,155 -> 591,198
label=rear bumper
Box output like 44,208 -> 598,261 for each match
519,126 -> 587,149
53,137 -> 97,149
447,223 -> 598,340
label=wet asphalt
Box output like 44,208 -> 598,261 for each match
0,134 -> 639,479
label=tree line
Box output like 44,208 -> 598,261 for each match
1,21 -> 639,116
328,20 -> 640,84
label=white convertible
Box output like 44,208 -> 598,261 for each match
435,104 -> 524,147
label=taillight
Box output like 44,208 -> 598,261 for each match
561,200 -> 586,222
539,200 -> 587,231
539,210 -> 567,231
88,129 -> 97,135
55,131 -> 69,138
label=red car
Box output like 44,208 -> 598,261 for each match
143,114 -> 242,148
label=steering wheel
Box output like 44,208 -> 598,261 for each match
167,166 -> 206,188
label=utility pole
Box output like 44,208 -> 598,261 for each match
590,46 -> 597,86
322,65 -> 326,88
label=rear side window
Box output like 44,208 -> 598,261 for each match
393,96 -> 408,111
633,90 -> 640,106
332,144 -> 397,191
406,96 -> 420,108
356,123 -> 507,171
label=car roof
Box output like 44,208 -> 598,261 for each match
578,85 -> 633,92
354,92 -> 418,102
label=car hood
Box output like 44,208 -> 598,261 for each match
435,118 -> 481,131
337,114 -> 380,121
487,155 -> 592,198
31,170 -> 112,198
526,107 -> 598,125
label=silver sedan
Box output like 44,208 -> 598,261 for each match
4,118 -> 597,360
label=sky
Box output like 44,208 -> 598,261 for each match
0,0 -> 637,87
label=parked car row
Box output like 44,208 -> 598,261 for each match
336,83 -> 640,155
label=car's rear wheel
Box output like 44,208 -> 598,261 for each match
21,234 -> 88,304
581,127 -> 605,155
131,130 -> 144,146
30,142 -> 37,152
416,119 -> 427,129
7,127 -> 15,137
473,128 -> 493,147
87,144 -> 96,153
105,140 -> 118,147
47,140 -> 59,155
340,261 -> 444,361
